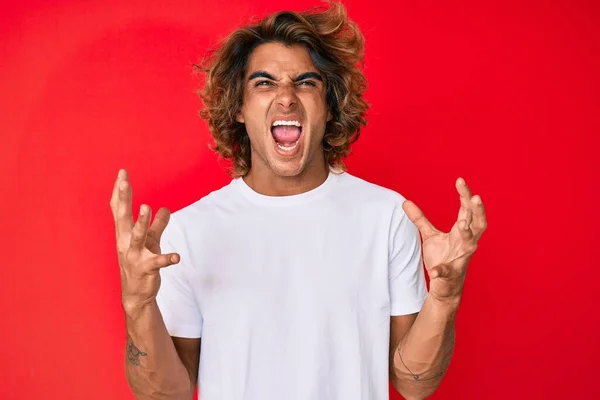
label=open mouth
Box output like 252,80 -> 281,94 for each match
271,120 -> 302,152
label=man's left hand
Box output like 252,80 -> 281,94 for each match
402,178 -> 488,302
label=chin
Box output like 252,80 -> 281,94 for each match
269,159 -> 306,178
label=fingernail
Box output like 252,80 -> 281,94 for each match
140,205 -> 146,215
119,181 -> 127,191
118,169 -> 126,179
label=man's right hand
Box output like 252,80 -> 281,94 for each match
109,169 -> 180,313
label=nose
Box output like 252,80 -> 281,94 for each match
275,84 -> 298,109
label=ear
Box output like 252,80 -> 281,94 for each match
236,111 -> 245,124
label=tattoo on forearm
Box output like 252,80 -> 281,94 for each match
396,331 -> 455,382
126,336 -> 147,366
396,346 -> 443,381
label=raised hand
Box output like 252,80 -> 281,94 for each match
109,169 -> 180,311
402,178 -> 487,301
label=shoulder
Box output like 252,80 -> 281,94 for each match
334,172 -> 407,208
169,179 -> 241,229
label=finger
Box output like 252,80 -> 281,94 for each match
148,252 -> 180,271
109,169 -> 127,221
147,207 -> 171,243
402,200 -> 437,239
457,219 -> 474,241
130,205 -> 151,252
116,176 -> 134,237
456,177 -> 473,227
470,195 -> 487,239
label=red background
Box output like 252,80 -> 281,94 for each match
1,0 -> 599,399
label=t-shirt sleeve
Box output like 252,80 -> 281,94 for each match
388,200 -> 428,316
155,214 -> 203,338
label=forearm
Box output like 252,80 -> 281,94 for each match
391,295 -> 459,400
124,300 -> 192,400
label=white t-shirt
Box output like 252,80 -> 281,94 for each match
156,171 -> 428,400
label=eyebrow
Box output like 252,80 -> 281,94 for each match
294,72 -> 323,82
248,71 -> 323,82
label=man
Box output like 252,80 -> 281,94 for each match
110,2 -> 487,399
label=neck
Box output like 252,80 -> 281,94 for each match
242,159 -> 330,197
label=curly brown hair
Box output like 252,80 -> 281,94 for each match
197,1 -> 369,177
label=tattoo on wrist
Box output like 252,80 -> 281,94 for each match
126,335 -> 147,366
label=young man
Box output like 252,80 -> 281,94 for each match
110,3 -> 487,399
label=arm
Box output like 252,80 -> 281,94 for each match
172,336 -> 201,393
390,177 -> 487,399
125,302 -> 199,400
389,298 -> 458,400
110,169 -> 202,399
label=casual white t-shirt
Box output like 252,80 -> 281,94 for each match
156,171 -> 428,400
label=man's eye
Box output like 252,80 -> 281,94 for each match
297,81 -> 316,87
256,81 -> 273,87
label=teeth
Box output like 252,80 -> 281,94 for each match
276,140 -> 299,151
272,120 -> 301,127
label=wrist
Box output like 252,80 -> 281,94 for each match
121,297 -> 156,318
427,292 -> 462,310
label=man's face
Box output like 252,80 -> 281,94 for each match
237,42 -> 331,178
